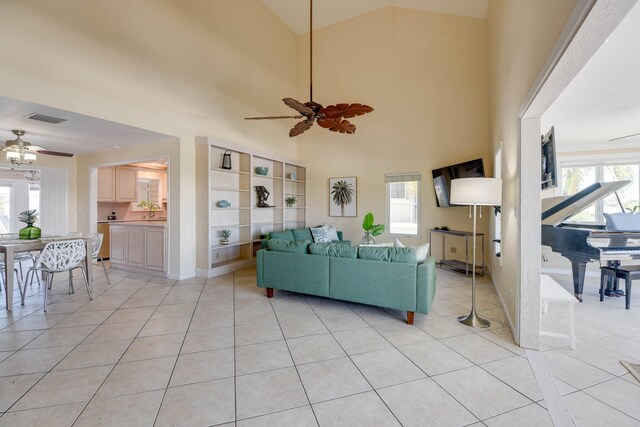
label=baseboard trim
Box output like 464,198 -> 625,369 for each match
491,272 -> 517,344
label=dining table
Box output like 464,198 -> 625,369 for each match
0,237 -> 93,311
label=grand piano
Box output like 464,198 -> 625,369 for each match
541,180 -> 632,301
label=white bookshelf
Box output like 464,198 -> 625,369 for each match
195,140 -> 306,277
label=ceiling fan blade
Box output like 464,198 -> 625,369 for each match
317,118 -> 356,134
39,150 -> 74,157
289,120 -> 314,137
319,103 -> 374,120
283,98 -> 315,117
245,115 -> 304,120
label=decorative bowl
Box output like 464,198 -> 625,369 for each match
255,166 -> 269,176
217,200 -> 231,208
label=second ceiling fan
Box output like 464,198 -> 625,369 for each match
246,0 -> 374,137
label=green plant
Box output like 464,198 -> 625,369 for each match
362,212 -> 385,242
137,200 -> 160,211
331,180 -> 355,216
285,196 -> 297,207
217,229 -> 231,239
18,209 -> 38,224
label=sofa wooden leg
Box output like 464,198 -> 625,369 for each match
407,311 -> 414,325
266,288 -> 274,298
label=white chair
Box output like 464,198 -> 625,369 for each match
0,233 -> 38,285
24,239 -> 92,311
72,233 -> 110,286
0,260 -> 24,299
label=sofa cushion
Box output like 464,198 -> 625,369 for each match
310,226 -> 333,243
358,246 -> 417,264
292,228 -> 313,241
309,243 -> 357,258
269,230 -> 294,241
393,240 -> 430,264
267,239 -> 310,253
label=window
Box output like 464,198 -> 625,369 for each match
560,162 -> 640,224
385,173 -> 420,235
29,183 -> 40,226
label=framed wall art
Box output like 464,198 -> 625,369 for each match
329,177 -> 357,217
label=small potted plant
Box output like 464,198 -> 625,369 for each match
19,209 -> 41,240
217,229 -> 231,245
137,200 -> 161,219
361,212 -> 385,245
285,196 -> 297,207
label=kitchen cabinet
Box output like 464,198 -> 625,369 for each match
97,166 -> 138,202
115,166 -> 137,202
145,228 -> 166,271
109,223 -> 166,273
97,167 -> 115,201
109,225 -> 126,263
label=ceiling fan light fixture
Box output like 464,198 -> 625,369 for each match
24,152 -> 37,162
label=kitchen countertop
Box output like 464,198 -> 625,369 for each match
99,220 -> 167,227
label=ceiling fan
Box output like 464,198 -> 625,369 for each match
3,129 -> 74,160
245,0 -> 374,137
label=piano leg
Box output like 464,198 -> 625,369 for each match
571,261 -> 586,302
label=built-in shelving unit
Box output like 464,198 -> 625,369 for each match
195,139 -> 306,277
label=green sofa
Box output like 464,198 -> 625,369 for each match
256,239 -> 436,325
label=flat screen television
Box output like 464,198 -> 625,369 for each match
541,126 -> 558,190
432,158 -> 485,207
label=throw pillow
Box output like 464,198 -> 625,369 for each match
267,239 -> 311,254
360,242 -> 394,247
393,239 -> 429,263
310,226 -> 332,243
320,223 -> 340,241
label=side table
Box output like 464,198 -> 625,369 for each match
428,228 -> 485,277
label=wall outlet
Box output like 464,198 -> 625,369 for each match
450,247 -> 457,254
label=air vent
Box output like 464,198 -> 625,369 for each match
25,113 -> 66,124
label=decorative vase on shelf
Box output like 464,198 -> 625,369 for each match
220,238 -> 229,246
18,209 -> 41,240
19,223 -> 41,240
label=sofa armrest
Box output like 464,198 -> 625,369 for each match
256,249 -> 265,287
416,257 -> 436,314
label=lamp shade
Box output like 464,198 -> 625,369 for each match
450,177 -> 502,206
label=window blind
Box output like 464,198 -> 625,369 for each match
384,173 -> 421,183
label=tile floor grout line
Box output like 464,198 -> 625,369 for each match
0,266 -> 133,420
267,289 -> 321,426
149,277 -> 206,427
67,273 -> 175,425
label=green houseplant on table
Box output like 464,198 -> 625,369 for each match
361,212 -> 385,245
19,209 -> 41,240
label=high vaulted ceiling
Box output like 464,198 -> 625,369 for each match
261,0 -> 489,35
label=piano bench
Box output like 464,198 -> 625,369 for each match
599,265 -> 638,310
540,274 -> 578,350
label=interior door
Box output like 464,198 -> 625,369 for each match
39,169 -> 67,235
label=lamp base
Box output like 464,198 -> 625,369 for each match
458,309 -> 491,328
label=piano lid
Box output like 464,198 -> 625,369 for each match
542,181 -> 630,226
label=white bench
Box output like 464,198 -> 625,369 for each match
540,274 -> 578,350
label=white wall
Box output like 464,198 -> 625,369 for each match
0,0 -> 300,278
297,8 -> 491,254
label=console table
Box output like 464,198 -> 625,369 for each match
428,229 -> 484,277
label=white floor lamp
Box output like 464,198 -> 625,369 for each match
450,177 -> 502,328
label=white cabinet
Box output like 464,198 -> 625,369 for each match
109,225 -> 126,263
115,166 -> 137,202
97,167 -> 115,202
109,223 -> 165,273
145,228 -> 166,271
97,166 -> 138,202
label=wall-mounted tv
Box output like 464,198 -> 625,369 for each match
541,126 -> 558,191
432,158 -> 485,207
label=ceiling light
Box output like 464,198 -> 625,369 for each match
6,149 -> 36,167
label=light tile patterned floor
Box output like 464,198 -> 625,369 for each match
542,273 -> 640,425
0,262 -> 634,425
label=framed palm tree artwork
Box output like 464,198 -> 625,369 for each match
329,177 -> 357,217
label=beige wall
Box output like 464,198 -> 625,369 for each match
0,0 -> 299,278
298,8 -> 491,251
487,0 -> 577,328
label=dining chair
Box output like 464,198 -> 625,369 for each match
87,233 -> 110,285
0,233 -> 39,286
24,239 -> 92,311
0,260 -> 24,299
